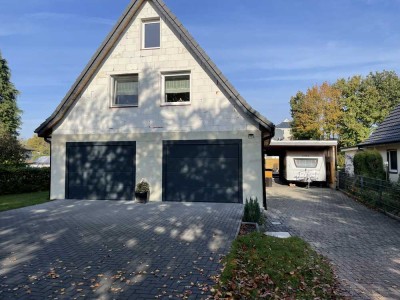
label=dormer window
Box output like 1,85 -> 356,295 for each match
111,74 -> 139,107
142,19 -> 160,49
162,72 -> 191,105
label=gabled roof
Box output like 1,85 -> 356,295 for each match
276,118 -> 292,129
35,0 -> 274,138
359,103 -> 400,147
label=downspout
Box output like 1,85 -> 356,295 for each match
261,130 -> 274,210
44,136 -> 52,199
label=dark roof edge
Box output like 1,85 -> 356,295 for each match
35,0 -> 274,137
358,139 -> 400,148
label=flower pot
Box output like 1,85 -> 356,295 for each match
135,191 -> 149,203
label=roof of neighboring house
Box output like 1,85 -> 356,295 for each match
269,140 -> 338,147
33,156 -> 50,165
359,104 -> 400,147
34,0 -> 274,138
340,146 -> 358,152
276,118 -> 292,129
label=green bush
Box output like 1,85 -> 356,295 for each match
353,149 -> 385,180
0,167 -> 50,195
243,198 -> 261,224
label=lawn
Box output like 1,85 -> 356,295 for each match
0,191 -> 50,212
212,232 -> 343,299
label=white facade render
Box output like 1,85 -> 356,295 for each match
35,0 -> 274,207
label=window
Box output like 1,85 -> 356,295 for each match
143,19 -> 160,49
388,150 -> 398,173
294,158 -> 318,168
162,73 -> 191,104
112,75 -> 138,107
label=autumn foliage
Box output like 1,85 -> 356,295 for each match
290,70 -> 400,147
291,82 -> 342,140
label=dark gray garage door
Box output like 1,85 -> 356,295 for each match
66,142 -> 136,200
162,140 -> 242,203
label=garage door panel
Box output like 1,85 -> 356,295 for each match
66,142 -> 135,200
67,171 -> 134,186
165,168 -> 239,187
68,159 -> 134,173
67,185 -> 132,200
165,186 -> 239,203
167,144 -> 239,159
163,140 -> 242,203
166,157 -> 239,173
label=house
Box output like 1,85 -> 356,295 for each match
340,146 -> 358,176
357,103 -> 400,182
35,0 -> 275,207
31,156 -> 51,168
273,118 -> 292,141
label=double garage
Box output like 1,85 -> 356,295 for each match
65,140 -> 242,203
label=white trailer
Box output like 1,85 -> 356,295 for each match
283,150 -> 326,184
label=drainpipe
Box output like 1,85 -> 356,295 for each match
44,136 -> 52,199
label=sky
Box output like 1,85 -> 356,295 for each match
1,0 -> 400,139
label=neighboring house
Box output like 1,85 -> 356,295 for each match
340,146 -> 358,176
358,104 -> 400,182
31,156 -> 50,168
35,0 -> 274,207
273,118 -> 292,141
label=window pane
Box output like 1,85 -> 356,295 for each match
165,75 -> 190,103
390,151 -> 398,170
294,158 -> 318,168
115,76 -> 138,106
144,22 -> 160,48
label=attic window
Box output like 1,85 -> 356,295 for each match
112,75 -> 138,107
162,72 -> 191,105
143,19 -> 160,49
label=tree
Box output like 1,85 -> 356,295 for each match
0,51 -> 21,136
335,70 -> 400,147
0,127 -> 26,166
290,82 -> 342,140
25,134 -> 50,160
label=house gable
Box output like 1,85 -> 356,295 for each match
35,0 -> 274,137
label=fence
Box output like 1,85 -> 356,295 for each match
338,172 -> 400,217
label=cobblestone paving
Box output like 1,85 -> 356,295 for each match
0,200 -> 243,299
266,182 -> 400,300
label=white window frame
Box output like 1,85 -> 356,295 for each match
161,72 -> 191,106
388,149 -> 398,174
142,19 -> 161,50
110,74 -> 139,108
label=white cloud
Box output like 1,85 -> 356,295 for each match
27,12 -> 115,26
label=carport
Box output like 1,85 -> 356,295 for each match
264,140 -> 338,188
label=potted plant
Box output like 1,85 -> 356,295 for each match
135,179 -> 150,203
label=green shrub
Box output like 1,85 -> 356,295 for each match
353,149 -> 385,179
135,180 -> 150,193
243,198 -> 261,224
0,167 -> 50,195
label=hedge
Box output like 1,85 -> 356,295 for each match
353,149 -> 385,180
0,167 -> 50,195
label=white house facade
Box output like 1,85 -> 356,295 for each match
35,0 -> 274,207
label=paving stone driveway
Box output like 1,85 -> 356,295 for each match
0,200 -> 243,299
266,183 -> 400,300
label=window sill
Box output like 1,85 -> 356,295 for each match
142,47 -> 160,50
160,102 -> 191,107
389,170 -> 398,174
110,105 -> 139,108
